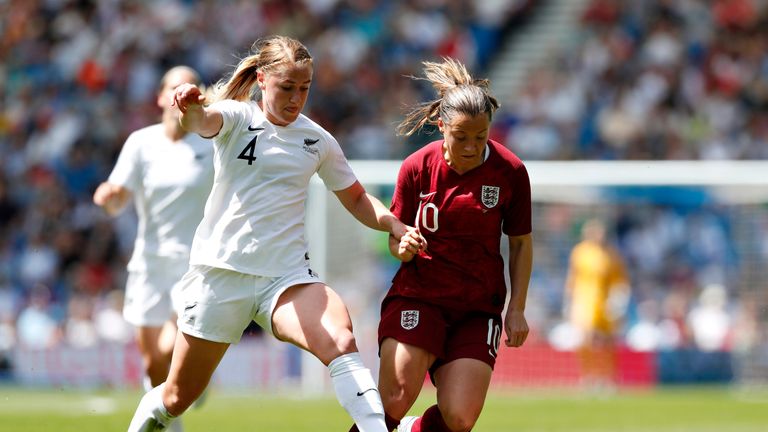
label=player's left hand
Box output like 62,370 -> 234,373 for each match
503,310 -> 529,347
397,226 -> 426,261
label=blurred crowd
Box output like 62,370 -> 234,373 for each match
499,0 -> 768,160
0,0 -> 767,383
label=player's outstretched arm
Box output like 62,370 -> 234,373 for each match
336,181 -> 403,236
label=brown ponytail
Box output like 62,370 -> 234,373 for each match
397,57 -> 499,136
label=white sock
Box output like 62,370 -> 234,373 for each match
127,383 -> 177,432
143,375 -> 153,393
142,377 -> 184,431
328,353 -> 386,432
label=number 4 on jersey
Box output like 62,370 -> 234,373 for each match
238,135 -> 259,165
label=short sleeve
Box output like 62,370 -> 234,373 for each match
502,163 -> 532,236
390,157 -> 418,225
210,100 -> 250,145
316,134 -> 357,191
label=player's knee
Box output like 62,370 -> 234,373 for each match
381,382 -> 419,418
442,408 -> 479,432
331,327 -> 358,355
312,327 -> 358,364
381,393 -> 411,419
443,413 -> 477,432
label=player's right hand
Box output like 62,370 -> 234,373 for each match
93,182 -> 128,215
93,182 -> 120,206
172,83 -> 206,113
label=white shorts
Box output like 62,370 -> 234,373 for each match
122,257 -> 189,327
176,265 -> 323,344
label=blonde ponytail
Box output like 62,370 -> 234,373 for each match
213,35 -> 313,102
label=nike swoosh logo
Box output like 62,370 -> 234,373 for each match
419,191 -> 436,198
356,388 -> 378,396
248,125 -> 265,131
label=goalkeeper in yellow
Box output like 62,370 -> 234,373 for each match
564,218 -> 630,390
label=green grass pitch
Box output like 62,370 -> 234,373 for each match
1,386 -> 767,431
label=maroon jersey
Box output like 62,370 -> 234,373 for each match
387,139 -> 531,314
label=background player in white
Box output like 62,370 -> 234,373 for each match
127,35 -> 424,432
93,65 -> 214,431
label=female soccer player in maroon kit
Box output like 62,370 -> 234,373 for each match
356,57 -> 533,432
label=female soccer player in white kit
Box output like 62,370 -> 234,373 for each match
127,36 -> 424,432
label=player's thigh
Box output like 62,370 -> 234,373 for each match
378,337 -> 434,418
271,282 -> 355,362
434,358 -> 492,425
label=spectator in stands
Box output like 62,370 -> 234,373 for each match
357,57 -> 532,432
63,294 -> 99,349
127,35 -> 421,432
93,289 -> 134,345
16,284 -> 61,350
500,0 -> 768,161
563,218 -> 630,389
688,283 -> 732,352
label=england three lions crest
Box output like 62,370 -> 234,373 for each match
401,310 -> 419,330
481,185 -> 500,208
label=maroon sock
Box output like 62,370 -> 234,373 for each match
413,405 -> 451,432
349,413 -> 400,432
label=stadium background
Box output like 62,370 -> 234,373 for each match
1,0 -> 768,424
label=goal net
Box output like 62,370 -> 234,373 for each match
306,160 -> 768,390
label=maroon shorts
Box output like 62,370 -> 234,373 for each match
378,296 -> 503,377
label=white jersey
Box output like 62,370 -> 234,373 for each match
189,100 -> 356,277
108,124 -> 214,272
